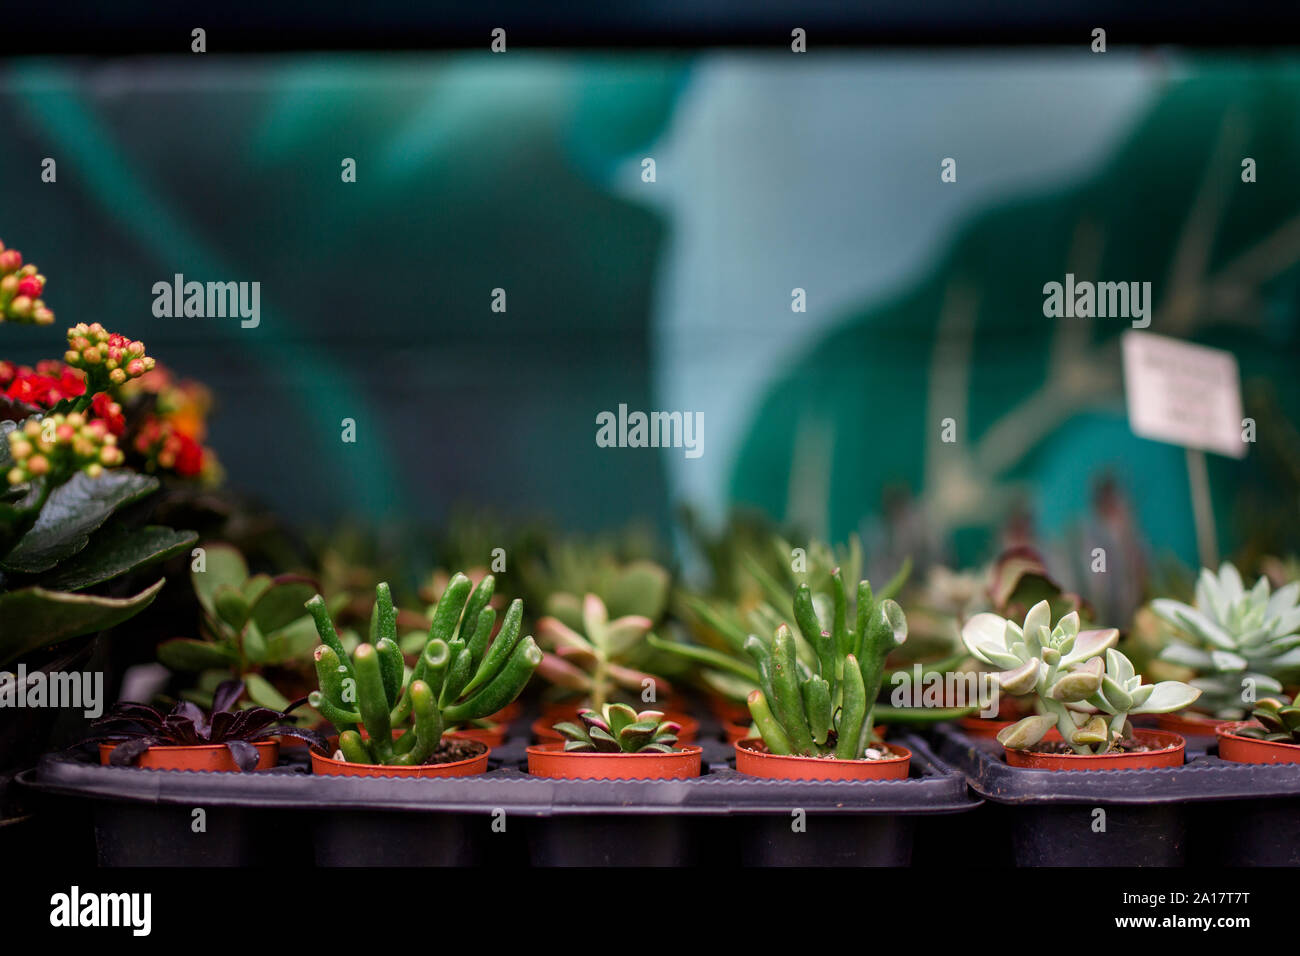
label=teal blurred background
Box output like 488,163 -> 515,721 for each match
3,51 -> 1298,577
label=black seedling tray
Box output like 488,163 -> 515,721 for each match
932,723 -> 1300,866
24,733 -> 980,867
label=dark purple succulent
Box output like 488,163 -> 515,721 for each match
86,680 -> 328,771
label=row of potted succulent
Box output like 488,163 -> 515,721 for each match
83,552 -> 1300,785
956,560 -> 1300,768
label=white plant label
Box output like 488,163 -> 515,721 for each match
1121,331 -> 1245,459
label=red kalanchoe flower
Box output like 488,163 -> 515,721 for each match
91,390 -> 126,436
1,362 -> 87,410
133,414 -> 208,478
0,240 -> 55,325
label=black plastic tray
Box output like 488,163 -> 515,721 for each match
24,732 -> 981,867
932,723 -> 1300,866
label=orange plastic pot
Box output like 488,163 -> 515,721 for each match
98,740 -> 278,772
311,738 -> 490,777
488,701 -> 523,725
1216,720 -> 1300,765
722,717 -> 753,744
734,738 -> 911,781
449,724 -> 507,748
526,742 -> 702,780
1154,711 -> 1223,738
533,712 -> 699,745
957,717 -> 1016,738
1003,729 -> 1185,770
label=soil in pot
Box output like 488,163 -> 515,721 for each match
310,736 -> 489,777
1002,729 -> 1185,770
98,740 -> 279,772
734,738 -> 911,781
1215,720 -> 1300,765
526,742 -> 702,780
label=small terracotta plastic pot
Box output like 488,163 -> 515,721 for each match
488,701 -> 523,725
1154,710 -> 1223,738
722,717 -> 753,744
957,717 -> 1017,738
311,738 -> 490,777
710,697 -> 752,724
533,712 -> 700,745
734,738 -> 911,781
98,740 -> 278,772
526,742 -> 702,780
1216,720 -> 1300,765
1003,729 -> 1185,770
449,724 -> 507,748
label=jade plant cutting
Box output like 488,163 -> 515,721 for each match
1152,562 -> 1300,718
745,575 -> 909,759
157,542 -> 322,713
306,573 -> 541,766
554,703 -> 682,753
87,680 -> 326,770
535,592 -> 672,711
962,601 -> 1201,754
0,239 -> 197,668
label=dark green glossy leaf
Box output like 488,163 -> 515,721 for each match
156,636 -> 240,672
0,471 -> 158,574
0,578 -> 165,666
192,543 -> 249,619
249,577 -> 318,634
33,525 -> 197,592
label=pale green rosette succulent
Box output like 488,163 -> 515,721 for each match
963,601 -> 1200,755
1152,563 -> 1300,719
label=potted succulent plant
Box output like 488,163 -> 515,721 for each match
156,542 -> 323,714
962,601 -> 1201,769
1217,696 -> 1300,764
527,702 -> 702,779
533,592 -> 697,743
1150,562 -> 1300,735
305,573 -> 541,777
735,573 -> 914,781
86,679 -> 325,771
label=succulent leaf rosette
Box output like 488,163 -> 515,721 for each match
535,593 -> 670,711
554,703 -> 682,753
1235,696 -> 1300,744
1151,563 -> 1300,718
962,601 -> 1200,755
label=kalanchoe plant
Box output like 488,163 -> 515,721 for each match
1152,562 -> 1300,718
963,601 -> 1201,755
746,574 -> 909,759
554,703 -> 681,753
1235,696 -> 1300,744
0,238 -> 196,668
86,680 -> 326,770
306,573 -> 541,766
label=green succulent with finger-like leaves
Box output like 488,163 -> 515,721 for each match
745,573 -> 909,760
963,601 -> 1201,755
306,572 -> 541,766
554,703 -> 682,753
